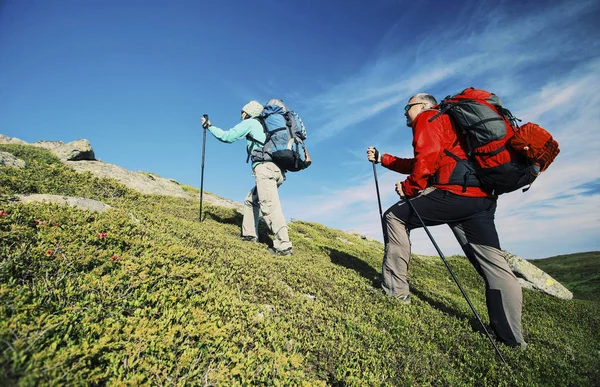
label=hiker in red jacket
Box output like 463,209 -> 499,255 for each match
367,93 -> 526,348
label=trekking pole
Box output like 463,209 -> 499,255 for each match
405,197 -> 508,365
371,162 -> 385,236
199,114 -> 209,222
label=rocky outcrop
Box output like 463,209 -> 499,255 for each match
15,194 -> 140,222
0,135 -> 28,145
66,160 -> 192,199
0,151 -> 26,168
0,135 -> 95,161
16,194 -> 112,213
2,134 -> 243,211
31,139 -> 95,161
66,159 -> 243,210
48,139 -> 95,161
502,251 -> 573,300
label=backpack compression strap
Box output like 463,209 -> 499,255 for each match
430,150 -> 481,192
245,116 -> 286,163
245,118 -> 266,163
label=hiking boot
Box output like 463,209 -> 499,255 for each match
503,341 -> 528,351
268,247 -> 293,256
240,235 -> 258,243
393,293 -> 411,305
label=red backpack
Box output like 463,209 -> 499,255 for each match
429,88 -> 560,195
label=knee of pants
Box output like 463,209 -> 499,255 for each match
259,199 -> 277,217
244,191 -> 257,207
383,208 -> 410,245
384,209 -> 405,229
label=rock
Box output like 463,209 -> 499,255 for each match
0,151 -> 26,168
346,230 -> 377,242
33,139 -> 95,161
336,237 -> 353,245
16,194 -> 112,212
31,140 -> 64,150
0,135 -> 95,161
1,134 -> 243,207
66,160 -> 192,199
52,139 -> 95,161
0,134 -> 28,145
502,251 -> 573,300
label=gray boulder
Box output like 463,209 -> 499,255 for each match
0,151 -> 26,168
34,139 -> 95,161
55,139 -> 95,161
502,251 -> 573,300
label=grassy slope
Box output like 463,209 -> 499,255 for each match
1,144 -> 599,386
530,252 -> 600,301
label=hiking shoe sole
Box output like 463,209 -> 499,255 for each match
392,294 -> 411,305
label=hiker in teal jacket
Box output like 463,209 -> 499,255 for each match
201,100 -> 293,256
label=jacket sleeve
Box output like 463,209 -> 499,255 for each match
401,111 -> 445,197
381,154 -> 415,174
207,120 -> 254,143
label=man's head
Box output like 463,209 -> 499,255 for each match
404,93 -> 437,127
241,100 -> 264,120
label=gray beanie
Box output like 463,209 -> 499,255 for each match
242,100 -> 264,117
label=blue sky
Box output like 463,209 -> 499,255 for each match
1,0 -> 599,259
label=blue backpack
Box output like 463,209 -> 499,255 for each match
247,104 -> 311,172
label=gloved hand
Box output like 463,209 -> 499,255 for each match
395,181 -> 405,198
367,146 -> 382,163
201,115 -> 211,129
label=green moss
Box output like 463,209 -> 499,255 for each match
1,144 -> 599,386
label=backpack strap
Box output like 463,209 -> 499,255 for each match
428,104 -> 453,122
246,135 -> 264,163
245,116 -> 287,163
428,106 -> 475,156
430,150 -> 481,192
497,106 -> 521,128
473,145 -> 506,157
245,118 -> 266,163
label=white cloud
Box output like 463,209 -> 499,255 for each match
284,0 -> 600,259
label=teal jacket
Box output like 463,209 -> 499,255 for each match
207,118 -> 266,169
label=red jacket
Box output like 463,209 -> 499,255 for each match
381,110 -> 489,198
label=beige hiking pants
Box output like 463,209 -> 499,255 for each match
242,162 -> 292,251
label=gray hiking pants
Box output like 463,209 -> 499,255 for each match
242,162 -> 292,251
383,187 -> 525,346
